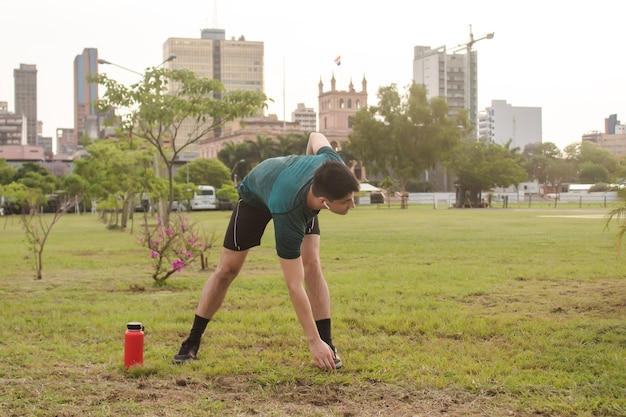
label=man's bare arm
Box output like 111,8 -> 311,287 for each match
279,257 -> 336,370
306,132 -> 332,156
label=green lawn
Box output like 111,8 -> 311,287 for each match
0,206 -> 624,416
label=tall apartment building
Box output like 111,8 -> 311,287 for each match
478,99 -> 542,150
413,46 -> 467,117
14,64 -> 38,146
0,101 -> 27,146
74,48 -> 99,145
163,28 -> 264,155
413,42 -> 487,192
413,30 -> 491,135
292,103 -> 316,131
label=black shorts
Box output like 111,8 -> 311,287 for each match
223,199 -> 320,251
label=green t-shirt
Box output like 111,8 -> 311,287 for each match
238,147 -> 343,259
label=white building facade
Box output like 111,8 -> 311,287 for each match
478,99 -> 542,150
292,103 -> 316,131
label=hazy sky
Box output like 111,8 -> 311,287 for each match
1,0 -> 624,151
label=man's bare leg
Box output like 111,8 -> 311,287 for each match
173,248 -> 248,364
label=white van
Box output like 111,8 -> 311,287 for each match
190,185 -> 218,210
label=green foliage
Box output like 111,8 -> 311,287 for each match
13,161 -> 58,196
73,139 -> 159,229
0,158 -> 16,185
245,135 -> 278,161
217,132 -> 310,177
563,141 -> 621,184
90,67 -> 268,227
216,184 -> 239,203
579,161 -> 610,183
605,188 -> 626,253
349,82 -> 468,201
174,158 -> 230,186
449,139 -> 527,207
0,182 -> 29,213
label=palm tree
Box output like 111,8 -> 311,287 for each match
246,135 -> 277,162
275,133 -> 306,156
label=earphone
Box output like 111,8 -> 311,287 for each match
323,201 -> 330,209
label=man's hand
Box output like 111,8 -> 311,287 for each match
309,339 -> 336,371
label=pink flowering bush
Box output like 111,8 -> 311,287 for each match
139,214 -> 216,285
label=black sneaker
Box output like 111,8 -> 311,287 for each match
172,339 -> 200,364
333,348 -> 343,370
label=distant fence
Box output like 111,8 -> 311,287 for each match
397,191 -> 622,208
408,193 -> 457,208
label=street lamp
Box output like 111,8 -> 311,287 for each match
97,59 -> 143,76
97,54 -> 177,75
159,54 -> 177,67
231,159 -> 245,186
456,25 -> 494,133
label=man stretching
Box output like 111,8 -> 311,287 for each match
173,132 -> 360,371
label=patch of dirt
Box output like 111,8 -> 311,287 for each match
1,373 -> 530,417
467,277 -> 626,319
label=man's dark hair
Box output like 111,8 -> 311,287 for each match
311,161 -> 360,201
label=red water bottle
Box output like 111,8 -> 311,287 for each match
124,322 -> 144,370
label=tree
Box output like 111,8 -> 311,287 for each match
0,159 -> 16,185
216,184 -> 239,206
0,182 -> 29,214
523,142 -> 562,187
349,82 -> 468,208
564,141 -> 620,184
245,135 -> 278,161
449,139 -> 528,207
9,163 -> 59,214
174,158 -> 231,187
21,191 -> 80,280
90,67 -> 267,227
275,133 -> 308,156
73,139 -> 159,229
578,162 -> 610,184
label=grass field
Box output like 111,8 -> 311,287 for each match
0,205 -> 625,416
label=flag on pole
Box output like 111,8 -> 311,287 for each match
334,55 -> 341,66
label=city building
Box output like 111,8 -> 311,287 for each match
0,101 -> 27,146
318,75 -> 368,180
14,64 -> 37,146
478,99 -> 542,150
582,114 -> 626,156
318,75 -> 367,146
0,144 -> 44,162
73,48 -> 99,145
197,114 -> 300,159
38,135 -> 53,156
56,128 -> 75,156
292,103 -> 316,132
412,28 -> 493,134
412,33 -> 492,192
163,28 -> 264,156
412,45 -> 465,192
605,114 -> 623,135
412,45 -> 466,117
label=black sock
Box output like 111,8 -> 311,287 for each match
315,318 -> 334,351
188,314 -> 210,343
